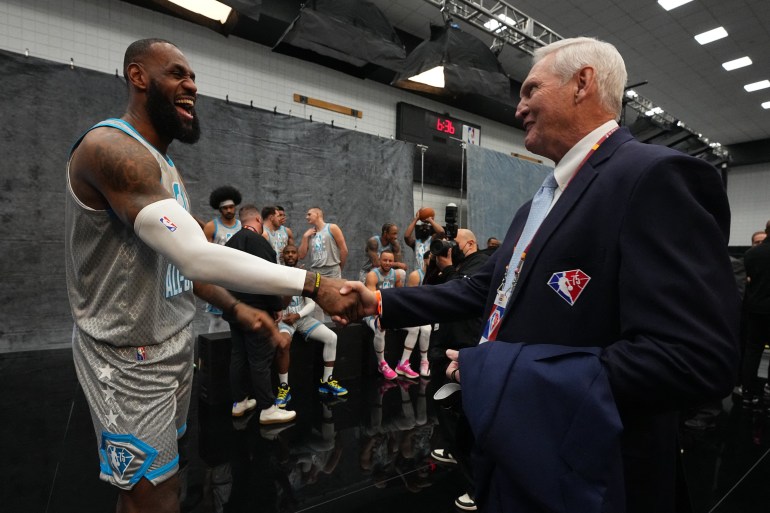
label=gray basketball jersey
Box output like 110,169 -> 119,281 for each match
373,268 -> 397,289
265,225 -> 289,263
212,217 -> 241,245
65,118 -> 196,347
309,224 -> 341,269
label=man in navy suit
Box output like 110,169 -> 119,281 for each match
328,37 -> 739,513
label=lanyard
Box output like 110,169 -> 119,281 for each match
480,126 -> 619,343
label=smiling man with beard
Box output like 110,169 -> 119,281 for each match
64,38 -> 345,512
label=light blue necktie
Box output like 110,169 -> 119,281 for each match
500,172 -> 559,295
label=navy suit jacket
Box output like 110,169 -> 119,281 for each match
380,128 -> 740,513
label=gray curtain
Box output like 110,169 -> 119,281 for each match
0,49 -> 413,351
466,144 -> 552,247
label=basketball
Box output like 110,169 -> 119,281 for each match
418,207 -> 435,221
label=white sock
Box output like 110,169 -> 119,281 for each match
323,366 -> 333,381
279,373 -> 289,385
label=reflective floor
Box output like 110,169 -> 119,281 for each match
1,346 -> 769,513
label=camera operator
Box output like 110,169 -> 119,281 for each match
428,226 -> 488,511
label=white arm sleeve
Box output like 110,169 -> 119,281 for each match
297,297 -> 316,319
134,198 -> 305,296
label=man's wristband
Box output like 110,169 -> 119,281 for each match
310,272 -> 321,300
374,290 -> 383,316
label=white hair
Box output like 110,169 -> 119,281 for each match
533,37 -> 627,121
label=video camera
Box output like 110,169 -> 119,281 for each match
429,203 -> 459,257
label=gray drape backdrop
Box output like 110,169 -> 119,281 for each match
466,144 -> 553,246
0,50 -> 414,352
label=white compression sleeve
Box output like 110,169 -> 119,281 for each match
297,297 -> 317,319
134,198 -> 305,296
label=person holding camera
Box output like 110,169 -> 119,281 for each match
428,228 -> 488,511
403,210 -> 445,273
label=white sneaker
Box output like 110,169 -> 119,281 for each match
259,404 -> 296,425
455,493 -> 477,511
231,398 -> 257,417
430,448 -> 457,464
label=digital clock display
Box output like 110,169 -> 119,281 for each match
435,117 -> 456,135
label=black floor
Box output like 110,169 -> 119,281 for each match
2,345 -> 770,513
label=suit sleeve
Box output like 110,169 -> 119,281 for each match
603,154 -> 739,409
379,250 -> 500,329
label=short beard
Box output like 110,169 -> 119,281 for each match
146,79 -> 201,144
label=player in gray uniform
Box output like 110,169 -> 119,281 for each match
403,210 -> 445,274
65,39 -> 341,513
364,251 -> 420,380
273,244 -> 348,407
299,207 -> 349,321
262,205 -> 294,263
203,185 -> 243,332
360,223 -> 408,283
404,253 -> 433,378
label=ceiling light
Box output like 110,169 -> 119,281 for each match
722,56 -> 752,71
645,107 -> 664,116
657,0 -> 694,10
625,90 -> 638,99
168,0 -> 232,24
694,27 -> 728,45
762,101 -> 770,109
408,66 -> 445,88
744,80 -> 770,92
484,14 -> 515,33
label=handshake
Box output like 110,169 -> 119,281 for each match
308,273 -> 379,325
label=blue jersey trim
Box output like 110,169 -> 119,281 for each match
177,423 -> 187,438
70,118 -> 174,166
303,321 -> 322,338
145,455 -> 180,481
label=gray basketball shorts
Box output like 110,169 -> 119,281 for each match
72,323 -> 194,490
278,316 -> 322,338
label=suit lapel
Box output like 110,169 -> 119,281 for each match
505,128 -> 634,308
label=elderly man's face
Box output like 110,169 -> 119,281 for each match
515,54 -> 576,163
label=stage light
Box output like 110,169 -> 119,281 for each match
762,101 -> 770,109
392,23 -> 510,102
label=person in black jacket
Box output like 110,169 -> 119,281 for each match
225,204 -> 296,425
741,220 -> 770,406
428,228 -> 488,511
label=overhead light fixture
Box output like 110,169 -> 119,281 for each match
744,80 -> 770,92
762,101 -> 770,109
168,0 -> 232,23
484,14 -> 515,34
392,23 -> 510,102
658,0 -> 694,10
273,0 -> 406,75
722,56 -> 752,71
625,90 -> 638,99
645,106 -> 664,116
694,27 -> 728,45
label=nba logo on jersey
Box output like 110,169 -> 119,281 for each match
547,269 -> 591,306
160,216 -> 177,232
106,444 -> 135,478
136,347 -> 147,361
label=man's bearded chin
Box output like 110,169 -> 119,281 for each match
146,80 -> 201,144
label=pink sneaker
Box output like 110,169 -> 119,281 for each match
396,360 -> 419,379
378,360 -> 397,380
419,360 -> 431,378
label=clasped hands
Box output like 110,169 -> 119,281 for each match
314,278 -> 378,325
